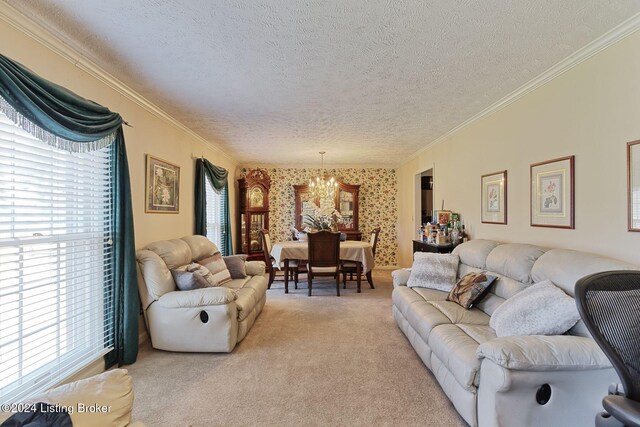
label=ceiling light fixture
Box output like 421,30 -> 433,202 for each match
309,151 -> 337,200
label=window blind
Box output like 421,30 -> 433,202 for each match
205,176 -> 226,254
0,111 -> 114,404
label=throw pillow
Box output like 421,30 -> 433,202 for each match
407,253 -> 460,292
171,263 -> 219,290
223,255 -> 248,279
197,252 -> 232,286
447,272 -> 497,309
489,280 -> 581,337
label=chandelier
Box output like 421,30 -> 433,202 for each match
309,151 -> 337,200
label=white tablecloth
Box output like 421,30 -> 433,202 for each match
270,241 -> 375,273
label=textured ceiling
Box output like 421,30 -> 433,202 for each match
8,0 -> 640,166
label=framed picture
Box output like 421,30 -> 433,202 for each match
145,155 -> 180,214
628,140 -> 640,232
481,170 -> 507,224
435,210 -> 452,225
530,156 -> 574,228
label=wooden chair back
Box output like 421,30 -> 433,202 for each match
370,227 -> 381,257
307,230 -> 340,268
259,229 -> 272,267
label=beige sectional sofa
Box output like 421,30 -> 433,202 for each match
136,235 -> 268,352
392,239 -> 637,427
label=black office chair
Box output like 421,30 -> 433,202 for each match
575,270 -> 640,427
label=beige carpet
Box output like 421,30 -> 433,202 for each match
127,271 -> 466,427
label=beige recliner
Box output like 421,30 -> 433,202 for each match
136,235 -> 267,352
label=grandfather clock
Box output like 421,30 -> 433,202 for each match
237,169 -> 270,260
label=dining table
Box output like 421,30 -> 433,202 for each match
270,240 -> 375,293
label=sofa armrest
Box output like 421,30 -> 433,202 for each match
245,260 -> 266,276
392,268 -> 411,288
157,287 -> 237,308
476,335 -> 611,371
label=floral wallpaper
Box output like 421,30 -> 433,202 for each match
238,167 -> 398,267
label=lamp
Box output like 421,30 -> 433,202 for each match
309,151 -> 337,200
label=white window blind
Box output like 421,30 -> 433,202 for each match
0,110 -> 114,404
205,176 -> 226,254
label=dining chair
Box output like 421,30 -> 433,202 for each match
307,230 -> 342,296
259,229 -> 296,289
342,227 -> 380,290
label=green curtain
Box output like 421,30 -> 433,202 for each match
0,54 -> 138,367
195,158 -> 233,255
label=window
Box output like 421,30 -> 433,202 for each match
205,176 -> 227,254
0,110 -> 114,403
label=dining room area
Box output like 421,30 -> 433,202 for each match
236,164 -> 397,296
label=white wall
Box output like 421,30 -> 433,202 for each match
397,30 -> 640,267
0,16 -> 239,250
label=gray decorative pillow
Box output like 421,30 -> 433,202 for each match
197,252 -> 232,286
223,255 -> 248,279
490,280 -> 580,337
171,263 -> 219,290
407,253 -> 460,292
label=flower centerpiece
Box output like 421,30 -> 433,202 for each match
303,202 -> 342,232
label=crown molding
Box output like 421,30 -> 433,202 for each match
401,11 -> 640,168
0,2 -> 236,164
241,162 -> 398,170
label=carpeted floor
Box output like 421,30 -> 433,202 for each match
127,270 -> 467,427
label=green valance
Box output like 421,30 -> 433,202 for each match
0,53 -> 122,151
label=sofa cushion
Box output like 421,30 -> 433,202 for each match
145,238 -> 192,269
181,234 -> 219,260
457,324 -> 498,344
452,239 -> 502,269
157,287 -> 237,308
25,369 -> 134,427
428,324 -> 495,390
393,286 -> 433,315
488,272 -> 528,300
490,280 -> 580,337
412,287 -> 450,302
198,252 -> 232,286
226,275 -> 268,321
531,249 -> 638,297
447,272 -> 497,309
223,255 -> 248,279
408,253 -> 459,291
428,301 -> 490,326
393,287 -> 452,340
485,243 -> 547,284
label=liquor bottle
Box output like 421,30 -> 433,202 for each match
460,225 -> 468,243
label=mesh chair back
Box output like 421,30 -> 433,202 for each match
370,227 -> 381,257
575,270 -> 640,401
307,230 -> 340,268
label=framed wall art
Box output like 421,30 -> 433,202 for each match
481,170 -> 507,224
434,210 -> 452,225
145,155 -> 180,213
530,156 -> 574,229
628,140 -> 640,232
